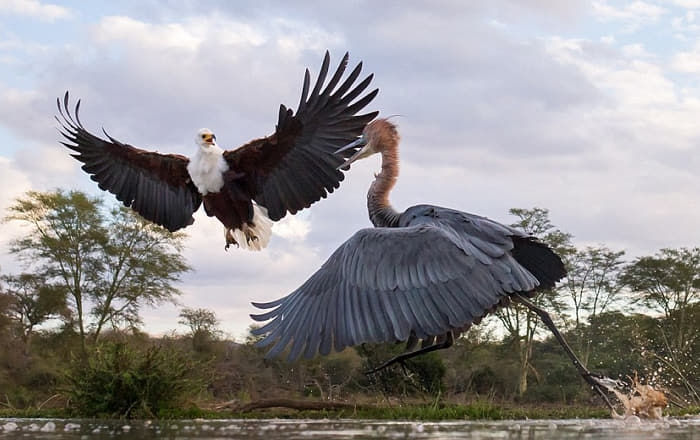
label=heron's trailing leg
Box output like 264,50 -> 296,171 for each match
513,293 -> 616,411
366,331 -> 454,374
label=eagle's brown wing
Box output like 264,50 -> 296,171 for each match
224,51 -> 378,221
57,92 -> 202,231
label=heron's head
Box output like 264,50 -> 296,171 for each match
335,119 -> 399,168
196,128 -> 217,148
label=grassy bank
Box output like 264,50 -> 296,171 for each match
5,403 -> 697,421
0,405 -> 606,421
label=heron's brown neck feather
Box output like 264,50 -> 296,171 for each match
368,144 -> 401,227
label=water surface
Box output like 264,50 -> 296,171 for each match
1,417 -> 699,439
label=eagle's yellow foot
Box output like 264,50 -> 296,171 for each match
241,223 -> 259,245
224,228 -> 239,251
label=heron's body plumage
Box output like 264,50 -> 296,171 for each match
251,119 -> 565,359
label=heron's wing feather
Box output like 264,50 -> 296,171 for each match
57,92 -> 202,231
250,223 -> 540,361
224,51 -> 378,220
404,206 -> 567,290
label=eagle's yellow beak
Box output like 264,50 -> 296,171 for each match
203,133 -> 216,144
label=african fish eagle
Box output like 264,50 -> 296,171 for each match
57,51 -> 378,250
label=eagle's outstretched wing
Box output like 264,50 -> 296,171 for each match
57,92 -> 202,231
224,51 -> 379,221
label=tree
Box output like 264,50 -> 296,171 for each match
561,246 -> 625,365
178,307 -> 221,351
621,247 -> 700,351
0,287 -> 14,338
5,190 -> 190,353
0,273 -> 68,348
495,207 -> 571,396
91,206 -> 190,337
620,248 -> 700,403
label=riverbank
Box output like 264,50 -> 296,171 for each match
2,402 -> 698,421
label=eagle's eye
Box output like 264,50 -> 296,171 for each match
201,134 -> 206,139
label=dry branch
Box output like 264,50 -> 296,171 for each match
216,398 -> 369,413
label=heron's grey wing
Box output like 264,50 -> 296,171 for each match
249,223 -> 540,361
225,51 -> 378,221
401,205 -> 567,290
57,92 -> 202,231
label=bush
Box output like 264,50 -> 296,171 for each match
65,342 -> 208,418
355,343 -> 446,396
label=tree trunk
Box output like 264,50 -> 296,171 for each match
518,342 -> 530,396
74,290 -> 87,356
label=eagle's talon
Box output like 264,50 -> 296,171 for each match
224,228 -> 239,251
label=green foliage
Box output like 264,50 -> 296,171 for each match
178,307 -> 221,352
0,290 -> 14,336
65,342 -> 207,418
498,208 -> 573,397
1,273 -> 68,343
4,190 -> 190,351
622,247 -> 700,350
4,196 -> 700,414
356,343 -> 446,396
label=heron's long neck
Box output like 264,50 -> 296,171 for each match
368,145 -> 401,227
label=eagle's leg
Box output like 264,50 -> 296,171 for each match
224,228 -> 239,251
241,223 -> 260,245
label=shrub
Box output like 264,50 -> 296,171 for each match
355,343 -> 446,396
65,342 -> 207,418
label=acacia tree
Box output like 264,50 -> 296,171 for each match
178,307 -> 221,351
561,246 -> 625,365
0,286 -> 14,338
621,248 -> 700,401
92,207 -> 190,336
5,190 -> 190,353
0,273 -> 68,349
495,207 -> 572,396
621,247 -> 700,351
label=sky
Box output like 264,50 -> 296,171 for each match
1,0 -> 700,339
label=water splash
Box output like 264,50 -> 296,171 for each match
597,372 -> 668,419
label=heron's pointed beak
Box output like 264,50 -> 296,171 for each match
335,136 -> 369,169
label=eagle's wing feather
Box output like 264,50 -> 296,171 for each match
57,92 -> 202,231
224,51 -> 378,221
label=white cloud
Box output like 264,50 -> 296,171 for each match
93,15 -> 341,57
622,43 -> 653,58
592,0 -> 667,31
5,1 -> 700,337
671,42 -> 700,72
668,0 -> 700,8
94,16 -> 207,51
272,215 -> 311,242
0,0 -> 71,21
0,86 -> 60,147
0,156 -> 33,274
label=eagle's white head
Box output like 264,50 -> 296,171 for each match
196,128 -> 217,149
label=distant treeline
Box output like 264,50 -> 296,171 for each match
0,190 -> 698,417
